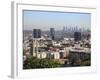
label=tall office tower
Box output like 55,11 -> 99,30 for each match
65,26 -> 68,32
75,26 -> 78,32
74,32 -> 81,41
63,26 -> 66,32
82,27 -> 85,32
50,28 -> 55,40
33,29 -> 41,38
71,26 -> 73,32
74,27 -> 76,32
70,26 -> 72,32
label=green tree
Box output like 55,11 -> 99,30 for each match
23,57 -> 61,69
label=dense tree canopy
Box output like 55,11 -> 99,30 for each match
23,56 -> 61,69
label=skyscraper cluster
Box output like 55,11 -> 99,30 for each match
63,26 -> 86,32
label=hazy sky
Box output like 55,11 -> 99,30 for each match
23,10 -> 91,31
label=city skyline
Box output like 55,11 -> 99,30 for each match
23,10 -> 91,69
23,10 -> 91,31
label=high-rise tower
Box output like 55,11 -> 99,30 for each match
33,29 -> 41,38
50,28 -> 55,40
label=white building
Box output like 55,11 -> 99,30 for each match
33,39 -> 39,57
47,51 -> 60,59
53,52 -> 60,59
40,52 -> 47,59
